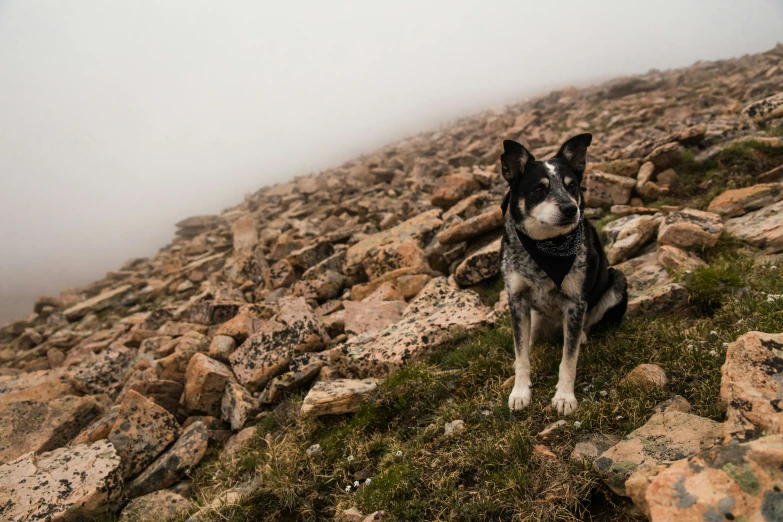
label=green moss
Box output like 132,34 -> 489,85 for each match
723,463 -> 760,494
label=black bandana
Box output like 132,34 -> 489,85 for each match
501,191 -> 582,288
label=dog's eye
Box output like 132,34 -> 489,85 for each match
535,183 -> 547,191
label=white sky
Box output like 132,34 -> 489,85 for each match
1,1 -> 782,324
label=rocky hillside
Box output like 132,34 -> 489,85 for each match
2,44 -> 783,522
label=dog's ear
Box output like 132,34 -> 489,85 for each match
500,140 -> 535,183
555,133 -> 592,174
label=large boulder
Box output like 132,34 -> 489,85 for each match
707,183 -> 783,218
0,440 -> 123,521
127,421 -> 208,498
183,353 -> 236,417
108,390 -> 181,479
71,342 -> 137,399
593,398 -> 723,496
436,206 -> 504,245
725,199 -> 783,253
363,240 -> 429,281
0,395 -> 102,464
721,331 -> 783,441
657,209 -> 723,249
584,171 -> 636,207
299,379 -> 378,417
617,251 -> 688,316
343,300 -> 405,337
430,174 -> 480,209
330,277 -> 492,378
453,235 -> 502,286
626,434 -> 783,521
603,214 -> 662,265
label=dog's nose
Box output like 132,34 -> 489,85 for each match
560,202 -> 578,218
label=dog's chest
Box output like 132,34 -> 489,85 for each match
502,235 -> 587,316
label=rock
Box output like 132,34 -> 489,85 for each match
259,363 -> 323,404
363,282 -> 405,302
71,342 -> 137,399
744,91 -> 783,122
622,364 -> 668,389
127,421 -> 208,498
603,214 -> 662,265
627,282 -> 688,317
656,245 -> 706,271
189,301 -> 242,326
610,205 -> 660,217
331,277 -> 491,378
119,490 -> 190,522
430,174 -> 480,209
175,214 -> 226,237
657,209 -> 723,249
454,235 -> 502,286
124,379 -> 184,415
155,350 -> 195,385
343,300 -> 405,337
305,444 -> 322,458
269,259 -> 296,289
725,199 -> 783,253
593,399 -> 722,496
292,269 -> 346,301
533,445 -> 557,459
342,507 -> 365,522
299,379 -> 377,417
584,171 -> 636,207
70,409 -> 119,446
62,284 -> 133,321
287,242 -> 334,271
363,240 -> 429,282
707,182 -> 783,217
436,206 -> 504,245
208,334 -> 237,362
644,142 -> 683,170
320,309 -> 345,338
362,511 -> 387,522
214,304 -> 275,344
587,158 -> 641,178
444,419 -> 465,437
677,123 -> 707,145
570,433 -> 622,464
0,395 -> 102,464
108,390 -> 181,479
721,331 -> 783,441
231,214 -> 258,252
221,382 -> 259,431
0,440 -> 123,521
230,298 -> 328,391
344,209 -> 442,276
626,434 -> 783,522
183,353 -> 236,417
350,273 -> 432,302
219,426 -> 258,465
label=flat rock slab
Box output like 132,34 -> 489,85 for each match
626,434 -> 783,522
0,395 -> 102,464
657,209 -> 723,249
63,284 -> 133,321
593,399 -> 723,496
725,198 -> 783,253
71,342 -> 138,399
584,170 -> 636,207
343,300 -> 405,337
108,390 -> 181,479
604,213 -> 662,265
330,277 -> 492,378
744,91 -> 783,122
299,378 -> 377,417
616,251 -> 688,316
120,490 -> 190,522
454,235 -> 502,286
436,206 -> 503,245
721,331 -> 783,441
708,182 -> 783,217
128,420 -> 208,498
0,440 -> 123,521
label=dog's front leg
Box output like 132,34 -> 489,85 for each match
552,303 -> 586,416
508,298 -> 532,411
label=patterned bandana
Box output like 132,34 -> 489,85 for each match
501,191 -> 582,288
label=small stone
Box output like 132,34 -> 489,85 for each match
444,419 -> 465,437
533,444 -> 557,459
603,214 -> 662,265
569,433 -> 622,464
621,364 -> 668,389
644,142 -> 683,170
454,235 -> 502,286
221,382 -> 259,431
538,420 -> 568,442
183,353 -> 237,417
656,245 -> 706,272
306,443 -> 322,458
708,182 -> 783,217
342,507 -> 366,522
430,174 -> 480,209
725,198 -> 783,253
208,334 -> 237,363
219,426 -> 259,465
119,490 -> 190,522
657,209 -> 723,249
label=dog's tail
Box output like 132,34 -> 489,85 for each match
587,267 -> 628,333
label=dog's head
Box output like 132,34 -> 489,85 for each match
500,133 -> 592,240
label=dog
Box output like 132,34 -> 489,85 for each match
499,133 -> 628,416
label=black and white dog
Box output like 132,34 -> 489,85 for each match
500,133 -> 627,416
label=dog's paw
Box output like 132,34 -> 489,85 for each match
508,386 -> 531,411
551,391 -> 578,416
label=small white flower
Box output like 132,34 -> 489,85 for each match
687,344 -> 694,351
347,455 -> 354,462
574,421 -> 582,428
722,342 -> 729,348
599,390 -> 608,397
365,478 -> 372,486
709,330 -> 718,336
768,297 -> 775,303
771,266 -> 778,270
353,481 -> 360,488
616,415 -> 623,420
737,319 -> 744,324
396,450 -> 403,457
345,485 -> 351,492
685,270 -> 692,274
709,350 -> 717,356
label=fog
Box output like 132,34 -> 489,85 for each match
1,1 -> 781,325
